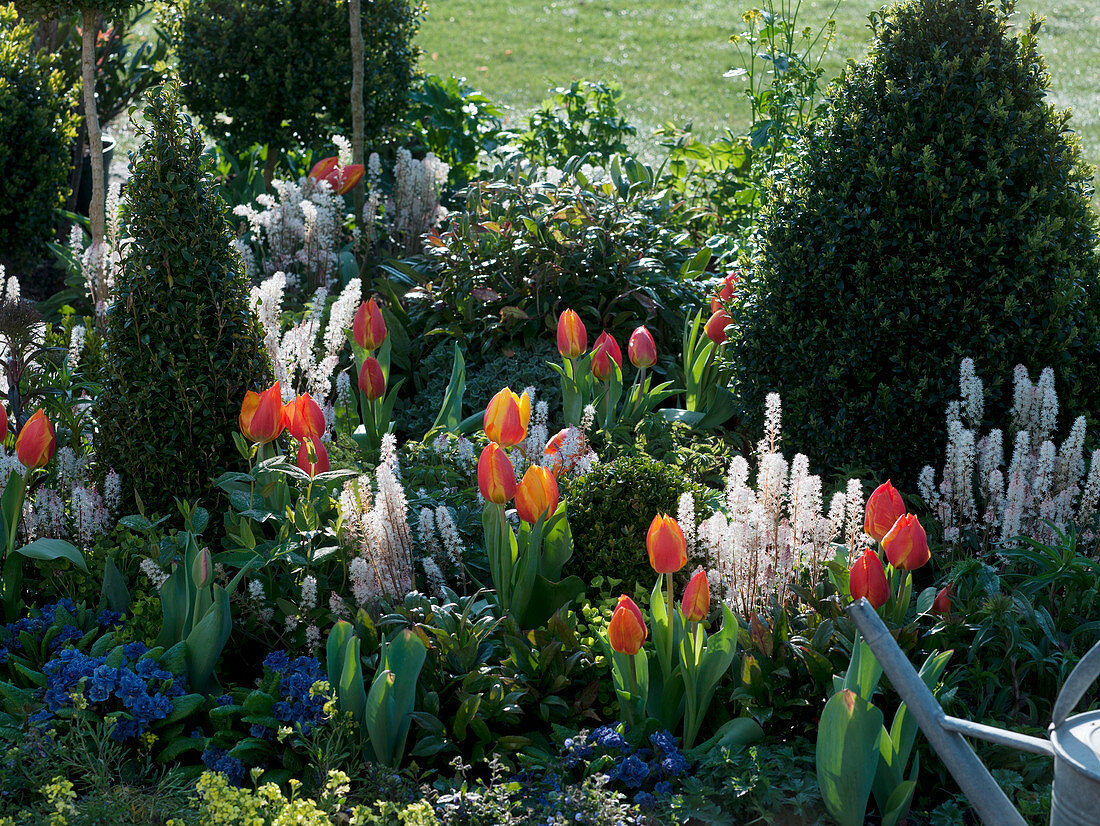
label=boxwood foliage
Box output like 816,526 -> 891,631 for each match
177,0 -> 423,155
0,4 -> 77,269
728,0 -> 1100,483
96,83 -> 270,513
563,455 -> 710,594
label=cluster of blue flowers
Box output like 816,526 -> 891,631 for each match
38,641 -> 185,740
262,651 -> 327,735
0,599 -> 121,664
562,726 -> 690,809
201,746 -> 246,786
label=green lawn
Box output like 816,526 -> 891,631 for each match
418,0 -> 1100,186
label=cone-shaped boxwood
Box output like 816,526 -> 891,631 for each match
96,83 -> 270,512
729,0 -> 1100,482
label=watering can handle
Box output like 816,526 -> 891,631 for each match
1052,638 -> 1100,728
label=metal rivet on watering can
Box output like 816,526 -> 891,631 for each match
848,598 -> 1100,826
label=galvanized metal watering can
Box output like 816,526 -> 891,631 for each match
848,598 -> 1100,826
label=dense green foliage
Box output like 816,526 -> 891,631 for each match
564,455 -> 710,593
96,84 -> 269,513
177,0 -> 422,154
728,0 -> 1100,482
0,4 -> 76,270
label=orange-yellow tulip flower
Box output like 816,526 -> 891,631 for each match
647,513 -> 687,574
483,387 -> 530,448
15,409 -> 56,469
285,394 -> 325,442
353,298 -> 387,351
864,480 -> 906,542
543,428 -> 586,477
296,437 -> 330,477
477,443 -> 516,505
882,513 -> 931,570
556,309 -> 587,359
358,357 -> 386,400
239,381 -> 285,444
515,465 -> 559,524
627,326 -> 656,369
850,549 -> 890,608
681,570 -> 711,622
704,309 -> 731,344
608,595 -> 647,655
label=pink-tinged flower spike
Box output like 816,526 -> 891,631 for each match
15,409 -> 55,469
864,480 -> 906,543
353,298 -> 387,351
882,513 -> 931,571
628,326 -> 657,369
556,309 -> 587,359
296,437 -> 330,477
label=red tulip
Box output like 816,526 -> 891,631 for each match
296,437 -> 330,477
285,394 -> 325,442
515,465 -> 559,524
628,326 -> 657,369
647,513 -> 687,574
308,156 -> 365,195
556,309 -> 587,359
239,381 -> 285,444
882,513 -> 931,571
0,404 -> 8,442
864,480 -> 906,542
353,298 -> 387,351
591,332 -> 621,381
477,443 -> 516,505
849,549 -> 890,608
15,409 -> 55,469
709,273 -> 739,312
681,570 -> 711,622
484,388 -> 531,448
358,357 -> 386,400
932,586 -> 952,615
704,310 -> 731,344
543,428 -> 586,476
608,595 -> 647,655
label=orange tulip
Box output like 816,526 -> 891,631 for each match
483,387 -> 531,448
0,404 -> 7,442
296,437 -> 330,477
882,513 -> 931,571
627,326 -> 657,369
285,394 -> 325,442
543,428 -> 586,476
308,156 -> 365,195
358,357 -> 386,400
15,409 -> 55,469
932,586 -> 952,615
515,465 -> 559,524
704,310 -> 731,344
647,513 -> 687,574
556,309 -> 587,359
709,272 -> 739,312
477,443 -> 516,505
864,480 -> 906,542
849,549 -> 890,608
608,595 -> 647,655
353,298 -> 387,351
591,331 -> 622,381
681,570 -> 711,622
239,381 -> 285,444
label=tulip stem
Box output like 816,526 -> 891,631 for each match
627,653 -> 638,727
666,570 -> 674,667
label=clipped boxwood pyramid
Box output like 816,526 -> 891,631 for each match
96,83 -> 270,513
728,0 -> 1100,482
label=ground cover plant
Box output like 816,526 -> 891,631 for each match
0,0 -> 1098,822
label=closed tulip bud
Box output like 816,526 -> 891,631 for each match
239,381 -> 285,444
704,310 -> 731,344
647,513 -> 687,574
358,357 -> 386,400
591,332 -> 622,381
353,298 -> 387,351
864,480 -> 906,542
932,586 -> 952,615
191,546 -> 213,589
0,404 -> 7,442
882,513 -> 931,570
484,387 -> 531,448
296,437 -> 330,477
286,394 -> 325,442
556,309 -> 587,358
543,427 -> 586,476
681,570 -> 710,622
849,549 -> 890,608
628,326 -> 657,368
15,408 -> 55,469
608,595 -> 647,655
515,465 -> 559,524
478,443 -> 516,505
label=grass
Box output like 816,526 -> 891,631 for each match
418,0 -> 1100,187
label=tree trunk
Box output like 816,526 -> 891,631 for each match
349,0 -> 365,222
263,149 -> 278,191
81,8 -> 105,259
